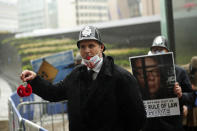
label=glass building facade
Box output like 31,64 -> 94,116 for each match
172,0 -> 197,64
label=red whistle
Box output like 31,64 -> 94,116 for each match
86,56 -> 91,60
17,83 -> 32,97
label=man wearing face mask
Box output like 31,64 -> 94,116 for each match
20,25 -> 146,131
142,35 -> 195,131
149,36 -> 193,93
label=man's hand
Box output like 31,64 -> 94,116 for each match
183,105 -> 188,117
20,70 -> 36,82
174,82 -> 182,98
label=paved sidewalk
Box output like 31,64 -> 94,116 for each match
0,77 -> 12,131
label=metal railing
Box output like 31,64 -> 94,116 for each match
8,92 -> 69,131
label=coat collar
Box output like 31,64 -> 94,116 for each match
99,55 -> 114,77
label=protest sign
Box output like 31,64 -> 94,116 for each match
130,52 -> 180,117
31,50 -> 74,83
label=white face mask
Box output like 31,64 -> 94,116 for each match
82,54 -> 101,68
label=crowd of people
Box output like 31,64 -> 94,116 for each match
20,25 -> 197,131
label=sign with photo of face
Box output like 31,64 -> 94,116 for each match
31,50 -> 74,84
130,52 -> 180,118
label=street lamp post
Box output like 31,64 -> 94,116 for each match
160,0 -> 176,62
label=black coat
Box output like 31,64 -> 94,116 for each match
176,65 -> 193,92
176,65 -> 195,107
30,56 -> 146,131
142,65 -> 194,131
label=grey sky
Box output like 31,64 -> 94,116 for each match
0,0 -> 17,4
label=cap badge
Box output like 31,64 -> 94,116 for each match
155,37 -> 163,45
82,26 -> 92,37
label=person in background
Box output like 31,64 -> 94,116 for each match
182,56 -> 197,131
143,35 -> 195,131
20,25 -> 146,131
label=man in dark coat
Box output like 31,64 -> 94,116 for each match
20,25 -> 146,131
143,35 -> 195,131
182,56 -> 197,131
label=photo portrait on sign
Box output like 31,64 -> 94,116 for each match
130,52 -> 180,117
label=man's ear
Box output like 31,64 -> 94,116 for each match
100,44 -> 104,52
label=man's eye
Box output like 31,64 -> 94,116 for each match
152,49 -> 156,52
80,45 -> 85,49
89,44 -> 94,48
